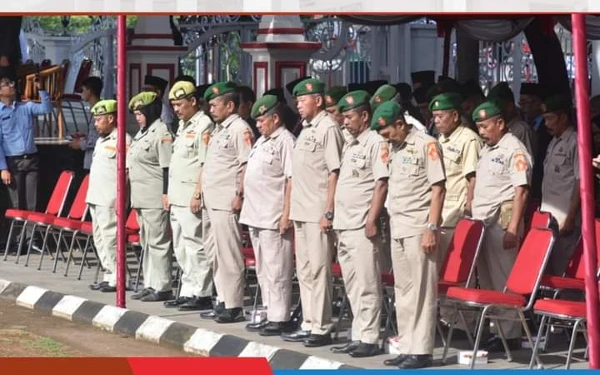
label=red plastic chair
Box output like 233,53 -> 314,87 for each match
24,175 -> 89,271
530,210 -> 552,230
442,227 -> 555,368
2,170 -> 74,260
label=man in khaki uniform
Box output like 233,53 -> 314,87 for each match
470,100 -> 533,352
487,82 -> 537,158
164,81 -> 215,311
202,81 -> 255,324
371,101 -> 446,369
429,92 -> 482,259
286,78 -> 344,347
330,90 -> 387,358
540,94 -> 580,275
429,92 -> 482,334
239,94 -> 296,336
86,100 -> 132,293
127,91 -> 174,302
370,84 -> 428,133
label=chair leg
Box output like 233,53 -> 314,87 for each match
14,222 -> 29,264
469,305 -> 491,369
24,224 -> 41,267
59,231 -> 77,275
458,310 -> 476,347
441,303 -> 459,364
529,314 -> 548,369
134,246 -> 145,292
493,317 -> 514,362
519,310 -> 542,368
77,235 -> 92,280
333,292 -> 349,341
2,219 -> 16,260
566,319 -> 584,369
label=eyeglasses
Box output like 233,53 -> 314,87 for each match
0,81 -> 15,88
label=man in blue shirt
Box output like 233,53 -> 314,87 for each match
0,73 -> 53,214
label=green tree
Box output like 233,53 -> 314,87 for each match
27,16 -> 137,36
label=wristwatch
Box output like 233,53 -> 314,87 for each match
426,222 -> 439,232
193,192 -> 201,200
324,211 -> 334,221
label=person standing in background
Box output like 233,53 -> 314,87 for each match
68,76 -> 102,172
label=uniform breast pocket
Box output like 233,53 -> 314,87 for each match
298,140 -> 317,153
184,137 -> 197,158
489,162 -> 505,175
554,154 -> 567,166
104,150 -> 117,159
352,157 -> 367,170
262,152 -> 274,165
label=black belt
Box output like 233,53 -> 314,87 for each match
7,153 -> 38,160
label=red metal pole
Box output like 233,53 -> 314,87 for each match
572,13 -> 600,369
116,15 -> 127,308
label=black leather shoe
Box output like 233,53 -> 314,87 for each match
200,302 -> 224,319
214,307 -> 246,323
246,319 -> 269,332
89,282 -> 108,291
303,333 -> 333,347
164,296 -> 191,308
330,340 -> 360,353
349,342 -> 381,358
398,354 -> 433,369
384,354 -> 409,366
281,329 -> 311,342
141,290 -> 173,302
259,321 -> 294,336
131,288 -> 153,300
481,335 -> 521,352
178,296 -> 213,311
100,285 -> 117,293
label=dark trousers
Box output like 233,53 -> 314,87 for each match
7,154 -> 39,212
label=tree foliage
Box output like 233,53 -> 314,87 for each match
27,16 -> 138,36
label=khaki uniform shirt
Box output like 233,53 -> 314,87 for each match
168,110 -> 214,207
388,127 -> 446,239
333,129 -> 389,230
508,117 -> 536,160
472,132 -> 532,224
438,124 -> 482,227
290,110 -> 344,223
239,126 -> 295,230
541,126 -> 580,225
202,113 -> 254,211
127,119 -> 173,209
86,128 -> 132,207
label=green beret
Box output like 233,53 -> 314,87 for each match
370,101 -> 403,131
251,95 -> 279,119
487,82 -> 514,103
370,84 -> 398,110
472,100 -> 503,122
204,81 -> 238,101
128,91 -> 158,112
169,81 -> 196,101
542,94 -> 572,114
429,93 -> 463,112
338,90 -> 371,113
324,86 -> 348,107
292,78 -> 325,97
91,99 -> 117,116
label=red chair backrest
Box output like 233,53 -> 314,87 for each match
439,218 -> 485,285
45,171 -> 74,216
563,237 -> 584,278
68,175 -> 90,220
530,210 -> 552,230
506,227 -> 555,295
125,210 -> 140,232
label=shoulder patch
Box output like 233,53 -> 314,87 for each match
379,142 -> 390,165
202,131 -> 211,146
427,141 -> 440,161
243,128 -> 254,147
513,153 -> 528,172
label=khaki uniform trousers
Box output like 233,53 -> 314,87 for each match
336,229 -> 383,344
294,221 -> 335,335
205,208 -> 245,309
547,227 -> 580,276
90,205 -> 118,287
391,233 -> 439,355
138,208 -> 173,292
249,227 -> 294,322
476,221 -> 522,339
170,205 -> 213,298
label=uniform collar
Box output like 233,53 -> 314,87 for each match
181,110 -> 203,130
349,128 -> 371,145
265,125 -> 284,140
403,126 -> 417,146
220,113 -> 240,129
439,123 -> 464,143
557,126 -> 575,141
490,132 -> 511,150
101,127 -> 118,141
302,110 -> 327,128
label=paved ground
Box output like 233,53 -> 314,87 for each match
0,251 -> 590,369
0,300 -> 192,357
